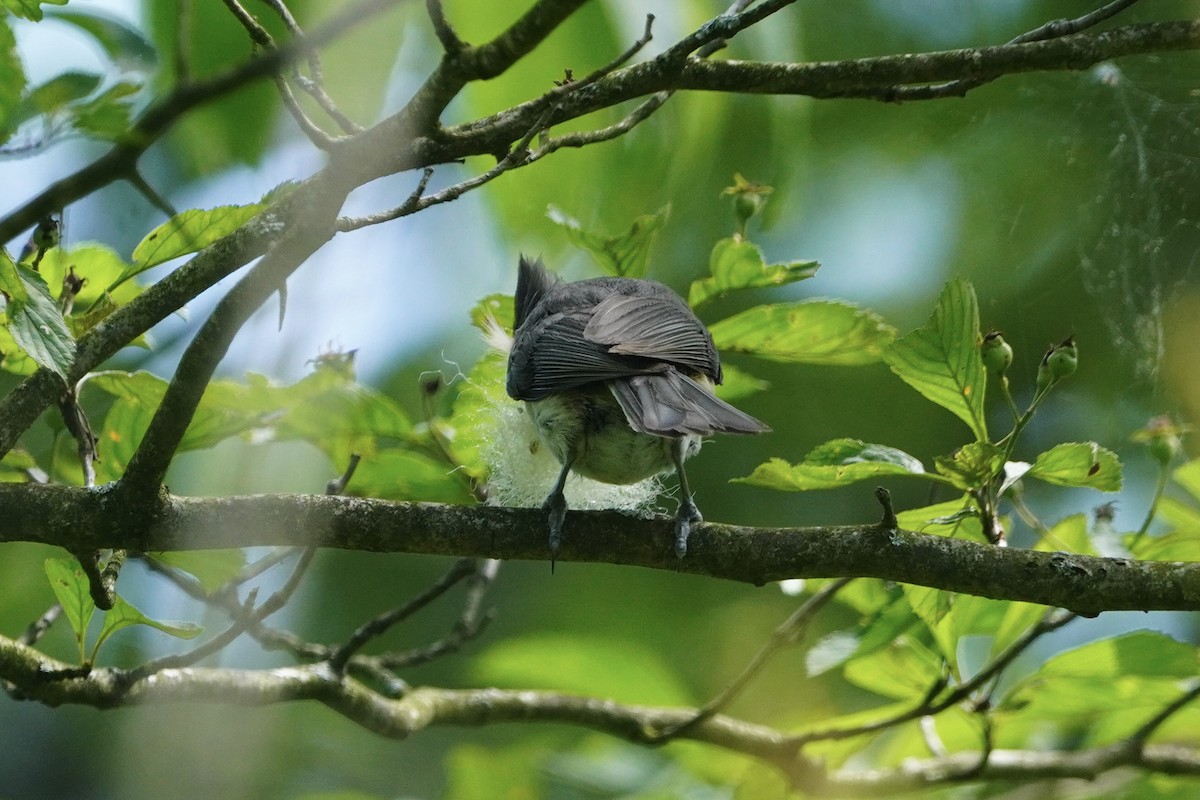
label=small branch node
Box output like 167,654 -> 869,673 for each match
874,486 -> 898,531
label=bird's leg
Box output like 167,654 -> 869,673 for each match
672,439 -> 702,559
543,458 -> 573,570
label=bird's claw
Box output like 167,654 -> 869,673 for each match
543,491 -> 568,571
674,496 -> 702,559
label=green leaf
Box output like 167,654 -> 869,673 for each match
445,349 -> 507,481
1027,442 -> 1122,491
734,438 -> 927,491
884,278 -> 988,441
1038,630 -> 1198,680
1034,513 -> 1094,556
1,0 -> 67,22
0,447 -> 38,482
128,202 -> 269,273
39,243 -> 143,308
989,601 -> 1048,658
1172,457 -> 1200,503
0,315 -> 36,375
933,441 -> 1003,491
445,744 -> 542,800
6,264 -> 75,379
0,247 -> 25,301
713,363 -> 769,403
43,556 -> 95,662
70,80 -> 140,140
687,237 -> 819,307
268,371 -> 414,464
0,16 -> 25,144
88,370 -> 268,482
348,450 -> 474,504
843,635 -> 945,700
903,584 -> 952,644
896,499 -> 986,541
469,292 -> 513,336
17,70 -> 100,122
45,8 -> 157,69
1135,525 -> 1200,562
709,300 -> 895,365
806,596 -> 919,677
91,593 -> 203,661
546,204 -> 669,278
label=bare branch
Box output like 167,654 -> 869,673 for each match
425,0 -> 466,54
882,0 -> 1146,101
220,0 -> 340,149
326,558 -> 477,673
4,632 -> 1200,793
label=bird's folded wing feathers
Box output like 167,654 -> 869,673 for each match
609,372 -> 770,437
508,311 -> 666,399
583,293 -> 719,379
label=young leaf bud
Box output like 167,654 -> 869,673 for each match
722,173 -> 773,236
981,330 -> 1013,376
1132,415 -> 1187,466
1037,336 -> 1077,391
1047,336 -> 1077,380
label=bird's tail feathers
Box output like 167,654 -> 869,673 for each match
609,372 -> 769,437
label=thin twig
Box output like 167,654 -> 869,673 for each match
336,16 -> 660,233
326,453 -> 362,496
535,91 -> 672,155
652,577 -> 853,741
327,558 -> 478,673
123,589 -> 263,681
335,168 -> 435,232
261,0 -> 364,134
1128,681 -> 1200,747
425,0 -> 466,53
18,604 -> 62,646
56,384 -> 96,488
790,609 -> 1076,745
125,169 -> 178,220
374,558 -> 500,669
221,0 -> 340,149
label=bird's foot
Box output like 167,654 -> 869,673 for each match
674,496 -> 702,559
543,490 -> 568,571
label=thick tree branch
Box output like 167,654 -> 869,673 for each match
2,633 -> 1197,795
1,485 -> 1197,616
439,21 -> 1200,164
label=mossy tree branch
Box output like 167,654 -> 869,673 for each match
1,484 -> 1196,617
2,634 -> 1198,795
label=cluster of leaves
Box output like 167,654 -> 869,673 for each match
1,2 -> 154,149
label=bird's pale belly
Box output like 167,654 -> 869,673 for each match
525,388 -> 700,485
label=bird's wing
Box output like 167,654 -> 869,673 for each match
582,292 -> 720,380
507,310 -> 666,400
609,372 -> 771,437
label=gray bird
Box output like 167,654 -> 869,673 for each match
506,255 -> 769,562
